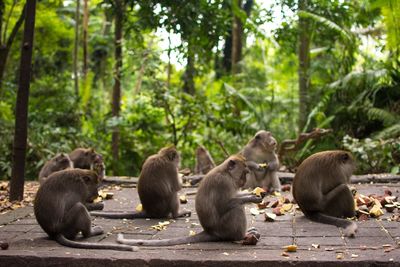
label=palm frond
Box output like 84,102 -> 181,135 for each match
374,123 -> 400,139
298,11 -> 354,44
367,107 -> 398,126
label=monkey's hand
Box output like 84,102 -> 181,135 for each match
249,195 -> 263,204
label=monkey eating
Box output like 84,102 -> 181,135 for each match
38,153 -> 73,185
116,154 -> 263,246
34,169 -> 137,251
90,146 -> 191,219
241,130 -> 281,191
69,147 -> 99,170
292,150 -> 358,237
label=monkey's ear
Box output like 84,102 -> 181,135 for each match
228,159 -> 236,170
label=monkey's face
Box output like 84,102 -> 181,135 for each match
338,151 -> 356,180
227,156 -> 249,188
82,171 -> 100,202
252,130 -> 277,152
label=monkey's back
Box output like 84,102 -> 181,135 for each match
34,171 -> 87,237
195,168 -> 243,237
293,150 -> 353,212
138,155 -> 177,216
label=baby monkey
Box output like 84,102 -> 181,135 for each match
34,169 -> 137,251
241,130 -> 281,191
292,150 -> 358,237
90,146 -> 190,219
117,154 -> 262,246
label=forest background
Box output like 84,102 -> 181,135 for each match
0,0 -> 399,181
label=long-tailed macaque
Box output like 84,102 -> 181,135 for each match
34,169 -> 137,251
194,145 -> 216,175
241,130 -> 281,191
116,154 -> 262,246
38,153 -> 73,185
90,146 -> 191,219
69,148 -> 98,169
292,150 -> 358,237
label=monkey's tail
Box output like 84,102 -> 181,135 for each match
89,211 -> 148,219
55,234 -> 138,251
306,212 -> 357,237
116,231 -> 219,246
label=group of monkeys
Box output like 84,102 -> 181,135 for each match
33,130 -> 358,252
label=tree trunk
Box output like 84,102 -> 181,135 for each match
82,0 -> 89,78
0,3 -> 26,94
231,0 -> 243,74
297,0 -> 311,132
182,42 -> 195,95
10,0 -> 36,201
111,0 -> 123,174
73,0 -> 80,99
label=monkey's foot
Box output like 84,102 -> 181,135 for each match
91,226 -> 104,236
343,222 -> 357,238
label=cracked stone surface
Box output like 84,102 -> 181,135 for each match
0,182 -> 399,266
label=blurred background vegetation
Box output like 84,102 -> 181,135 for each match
0,0 -> 399,180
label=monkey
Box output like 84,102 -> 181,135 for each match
292,150 -> 358,237
34,169 -> 137,251
38,153 -> 73,185
116,154 -> 263,246
90,146 -> 191,219
241,130 -> 281,191
90,153 -> 106,182
69,147 -> 98,169
194,145 -> 216,175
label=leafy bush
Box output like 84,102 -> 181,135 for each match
343,135 -> 400,174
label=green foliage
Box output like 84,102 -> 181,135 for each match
1,0 -> 399,180
343,135 -> 400,174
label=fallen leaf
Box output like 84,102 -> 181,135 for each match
351,254 -> 359,258
189,230 -> 196,236
369,205 -> 384,217
311,244 -> 320,249
135,204 -> 143,212
179,195 -> 188,204
264,212 -> 276,222
250,207 -> 260,216
336,253 -> 344,259
283,244 -> 297,252
252,187 -> 266,197
281,252 -> 290,257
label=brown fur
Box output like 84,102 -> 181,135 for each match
116,154 -> 262,246
241,130 -> 281,191
292,150 -> 358,237
194,145 -> 216,175
90,146 -> 190,219
69,148 -> 97,169
34,169 -> 136,251
38,153 -> 73,185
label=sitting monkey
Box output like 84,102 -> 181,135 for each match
292,150 -> 358,237
241,130 -> 281,191
116,154 -> 262,246
34,169 -> 137,251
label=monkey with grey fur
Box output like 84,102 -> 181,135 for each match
34,169 -> 137,251
116,154 -> 262,246
241,130 -> 281,191
39,153 -> 73,185
90,146 -> 191,219
292,150 -> 358,237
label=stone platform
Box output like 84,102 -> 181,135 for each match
0,182 -> 399,266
